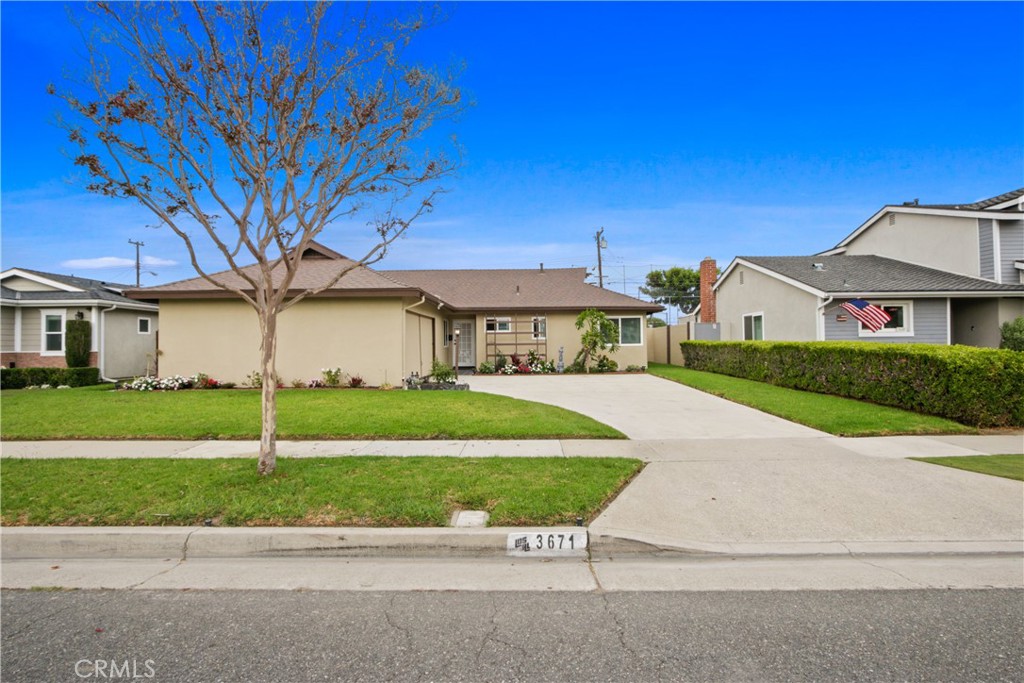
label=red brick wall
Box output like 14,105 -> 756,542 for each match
699,257 -> 718,323
1,352 -> 98,370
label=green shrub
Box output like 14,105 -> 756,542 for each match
477,361 -> 496,374
64,320 -> 92,368
0,367 -> 101,389
1000,317 -> 1024,352
430,357 -> 457,384
679,341 -> 1024,427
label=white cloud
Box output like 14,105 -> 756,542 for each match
62,257 -> 135,269
61,255 -> 178,269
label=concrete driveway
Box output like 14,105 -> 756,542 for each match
465,373 -> 825,440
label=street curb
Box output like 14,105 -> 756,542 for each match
1,527 -> 583,560
4,527 -> 1022,561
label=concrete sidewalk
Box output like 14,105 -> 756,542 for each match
2,434 -> 1020,560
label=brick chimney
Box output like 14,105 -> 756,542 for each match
699,257 -> 717,323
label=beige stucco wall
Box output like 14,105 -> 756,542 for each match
716,267 -> 819,341
102,308 -> 158,379
158,297 -> 411,386
998,298 -> 1024,327
467,310 -> 650,370
844,213 -> 981,277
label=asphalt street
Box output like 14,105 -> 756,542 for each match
3,588 -> 1022,682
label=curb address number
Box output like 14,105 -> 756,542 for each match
507,531 -> 588,556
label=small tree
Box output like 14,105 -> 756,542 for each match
65,319 -> 92,368
1000,316 -> 1024,352
52,2 -> 463,474
573,309 -> 619,372
640,267 -> 700,316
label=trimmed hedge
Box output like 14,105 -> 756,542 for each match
679,341 -> 1024,428
0,367 -> 101,389
65,319 -> 92,368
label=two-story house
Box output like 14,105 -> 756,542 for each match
711,189 -> 1024,347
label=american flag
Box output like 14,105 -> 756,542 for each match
840,299 -> 891,332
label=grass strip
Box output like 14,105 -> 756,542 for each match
647,363 -> 974,437
911,454 -> 1023,482
0,384 -> 624,440
0,457 -> 643,527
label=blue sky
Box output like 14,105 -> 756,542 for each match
2,1 -> 1022,299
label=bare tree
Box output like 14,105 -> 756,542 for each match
52,1 -> 463,474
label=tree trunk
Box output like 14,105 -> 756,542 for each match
257,311 -> 279,475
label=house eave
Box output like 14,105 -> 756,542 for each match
0,297 -> 159,311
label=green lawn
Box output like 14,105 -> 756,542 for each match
912,454 -> 1023,482
647,363 -> 974,437
0,457 -> 643,527
0,384 -> 624,440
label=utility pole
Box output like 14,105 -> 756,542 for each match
595,228 -> 606,288
128,239 -> 145,287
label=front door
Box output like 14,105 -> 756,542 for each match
454,320 -> 475,368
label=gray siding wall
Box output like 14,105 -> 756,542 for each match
103,309 -> 158,378
825,298 -> 948,344
1,306 -> 14,352
999,220 -> 1023,284
979,219 -> 995,280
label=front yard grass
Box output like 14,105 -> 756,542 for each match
0,457 -> 643,527
647,363 -> 975,436
911,454 -> 1023,482
0,385 -> 624,440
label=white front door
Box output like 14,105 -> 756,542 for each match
454,320 -> 475,368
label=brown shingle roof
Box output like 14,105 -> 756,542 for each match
129,253 -> 418,299
128,242 -> 661,312
387,267 -> 662,312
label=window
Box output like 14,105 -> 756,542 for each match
442,320 -> 450,347
608,316 -> 643,345
138,317 -> 152,334
743,313 -> 764,340
532,316 -> 547,340
485,317 -> 511,333
42,311 -> 65,354
858,301 -> 913,336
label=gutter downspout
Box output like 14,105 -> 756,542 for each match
99,304 -> 118,382
816,296 -> 833,341
401,296 -> 427,381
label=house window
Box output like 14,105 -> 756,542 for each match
858,301 -> 913,337
743,313 -> 764,340
42,311 -> 66,354
532,316 -> 547,340
609,316 -> 643,345
138,317 -> 152,334
443,320 -> 450,347
485,317 -> 511,333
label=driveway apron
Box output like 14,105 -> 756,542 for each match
465,374 -> 825,440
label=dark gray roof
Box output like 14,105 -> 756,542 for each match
738,255 -> 1024,295
1,269 -> 155,305
912,188 -> 1024,211
13,268 -> 133,292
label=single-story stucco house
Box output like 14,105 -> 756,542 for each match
708,189 -> 1024,346
1,268 -> 160,379
127,242 -> 661,385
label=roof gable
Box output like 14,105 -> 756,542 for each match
733,255 -> 1024,296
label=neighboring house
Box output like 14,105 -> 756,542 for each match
712,189 -> 1024,347
1,268 -> 160,379
126,242 -> 661,385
